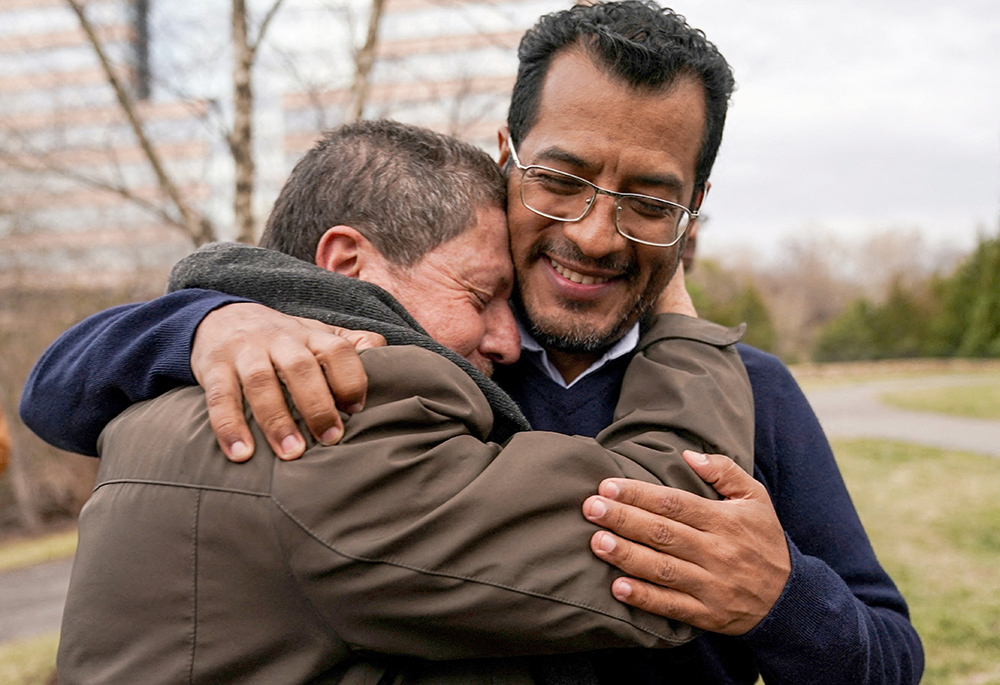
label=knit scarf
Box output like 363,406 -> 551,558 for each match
167,242 -> 530,444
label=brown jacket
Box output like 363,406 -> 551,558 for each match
58,314 -> 753,685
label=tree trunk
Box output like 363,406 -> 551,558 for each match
232,0 -> 256,244
346,0 -> 387,124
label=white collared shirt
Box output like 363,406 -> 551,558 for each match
516,317 -> 641,389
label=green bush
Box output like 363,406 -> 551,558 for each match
930,230 -> 1000,357
689,262 -> 778,354
813,280 -> 938,362
813,227 -> 1000,362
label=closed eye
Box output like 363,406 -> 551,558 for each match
470,289 -> 490,310
528,169 -> 588,196
622,195 -> 680,219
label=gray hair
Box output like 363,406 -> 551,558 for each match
261,120 -> 506,266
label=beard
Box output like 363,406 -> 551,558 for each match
514,238 -> 677,354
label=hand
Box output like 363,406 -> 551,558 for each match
655,262 -> 697,317
191,303 -> 385,462
582,450 -> 790,635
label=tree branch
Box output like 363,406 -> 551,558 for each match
0,151 -> 189,236
64,0 -> 213,245
231,0 -> 256,242
249,0 -> 289,58
346,0 -> 387,123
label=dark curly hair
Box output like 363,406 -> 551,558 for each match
508,1 -> 735,192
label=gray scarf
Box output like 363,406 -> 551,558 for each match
167,242 -> 530,444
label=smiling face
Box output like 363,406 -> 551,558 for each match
369,204 -> 520,377
499,48 -> 707,380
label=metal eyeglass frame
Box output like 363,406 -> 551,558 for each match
507,141 -> 697,248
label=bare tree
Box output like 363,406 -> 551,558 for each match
345,0 -> 387,124
230,0 -> 287,242
62,0 -> 219,245
0,0 -> 290,248
69,0 -> 290,245
1,0 -> 399,248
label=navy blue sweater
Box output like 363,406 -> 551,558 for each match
20,289 -> 924,684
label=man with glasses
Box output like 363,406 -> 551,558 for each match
22,1 -> 922,683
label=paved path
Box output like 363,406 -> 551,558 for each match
3,373 -> 998,646
803,373 -> 1000,457
0,557 -> 73,643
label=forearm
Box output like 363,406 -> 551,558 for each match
19,289 -> 247,455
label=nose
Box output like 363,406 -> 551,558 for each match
561,194 -> 628,259
479,300 -> 521,366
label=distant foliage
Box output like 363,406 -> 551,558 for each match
689,260 -> 778,354
813,280 -> 939,361
0,277 -> 165,532
931,232 -> 1000,357
813,228 -> 1000,361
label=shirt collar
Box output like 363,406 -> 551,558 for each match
516,316 -> 641,389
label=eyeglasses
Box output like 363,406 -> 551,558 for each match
508,141 -> 697,248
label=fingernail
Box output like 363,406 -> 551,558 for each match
320,427 -> 342,445
344,402 -> 364,414
597,532 -> 617,553
280,434 -> 302,457
603,480 -> 621,499
687,450 -> 709,465
614,579 -> 633,599
588,498 -> 607,518
230,441 -> 252,460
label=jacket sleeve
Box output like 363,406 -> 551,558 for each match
271,315 -> 754,660
735,347 -> 924,685
18,289 -> 247,456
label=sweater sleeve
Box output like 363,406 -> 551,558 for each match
735,345 -> 924,685
19,289 -> 247,456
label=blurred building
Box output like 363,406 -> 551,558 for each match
0,0 -> 565,289
0,0 -> 206,288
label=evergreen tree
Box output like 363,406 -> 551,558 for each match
689,265 -> 778,354
932,229 -> 1000,357
813,279 -> 938,361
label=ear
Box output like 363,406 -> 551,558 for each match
681,220 -> 699,272
315,225 -> 371,278
682,183 -> 707,273
497,126 -> 511,169
693,181 -> 710,213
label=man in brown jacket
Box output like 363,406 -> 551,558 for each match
58,121 -> 752,683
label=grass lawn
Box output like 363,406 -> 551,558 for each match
880,380 -> 1000,420
792,359 -> 1000,390
0,632 -> 57,685
0,528 -> 76,574
834,438 -> 1000,684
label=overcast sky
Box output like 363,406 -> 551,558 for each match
669,0 -> 999,263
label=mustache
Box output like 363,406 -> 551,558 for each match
530,239 -> 636,278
